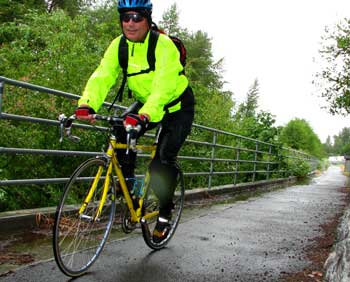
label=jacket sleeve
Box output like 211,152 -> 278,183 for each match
78,37 -> 122,112
139,34 -> 188,122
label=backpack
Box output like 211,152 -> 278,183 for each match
108,28 -> 187,111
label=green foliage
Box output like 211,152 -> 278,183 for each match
324,127 -> 350,156
280,118 -> 325,158
0,0 -> 102,23
47,0 -> 98,16
237,79 -> 259,118
232,79 -> 280,143
186,31 -> 224,90
0,0 -> 46,23
314,18 -> 350,115
0,6 -> 122,211
158,3 -> 181,36
317,158 -> 329,171
286,159 -> 312,178
323,136 -> 334,156
0,9 -> 119,92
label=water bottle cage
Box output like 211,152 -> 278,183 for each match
131,178 -> 145,197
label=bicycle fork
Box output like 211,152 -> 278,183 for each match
78,161 -> 113,222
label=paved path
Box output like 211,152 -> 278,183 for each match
0,166 -> 348,282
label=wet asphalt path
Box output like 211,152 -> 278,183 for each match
0,166 -> 348,282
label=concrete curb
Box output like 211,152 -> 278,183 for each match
184,177 -> 297,201
0,177 -> 298,234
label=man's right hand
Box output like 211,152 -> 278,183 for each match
75,105 -> 96,123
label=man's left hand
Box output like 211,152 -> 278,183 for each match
123,113 -> 149,132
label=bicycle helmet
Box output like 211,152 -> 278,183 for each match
117,0 -> 153,13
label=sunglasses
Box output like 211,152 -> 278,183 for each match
120,13 -> 145,23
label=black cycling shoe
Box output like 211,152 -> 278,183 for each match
152,217 -> 171,243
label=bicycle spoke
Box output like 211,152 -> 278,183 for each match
53,158 -> 115,277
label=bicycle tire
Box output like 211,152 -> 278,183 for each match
53,158 -> 115,277
141,170 -> 185,250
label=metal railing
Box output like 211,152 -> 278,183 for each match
0,76 -> 319,189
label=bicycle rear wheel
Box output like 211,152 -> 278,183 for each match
141,170 -> 185,250
53,158 -> 115,277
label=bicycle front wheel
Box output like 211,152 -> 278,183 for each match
53,158 -> 115,277
141,170 -> 185,250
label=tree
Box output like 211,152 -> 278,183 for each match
280,118 -> 324,158
332,127 -> 350,155
0,0 -> 46,23
47,0 -> 97,17
0,0 -> 99,22
231,79 -> 278,142
0,7 -> 122,211
158,3 -> 181,36
314,18 -> 350,115
237,78 -> 259,119
323,135 -> 334,156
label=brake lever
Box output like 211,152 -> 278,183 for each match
58,114 -> 66,143
125,125 -> 141,154
58,113 -> 81,143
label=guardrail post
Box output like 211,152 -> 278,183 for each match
234,138 -> 241,185
279,147 -> 286,177
0,80 -> 4,116
252,142 -> 258,182
266,145 -> 272,180
208,131 -> 217,189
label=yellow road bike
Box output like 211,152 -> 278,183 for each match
52,111 -> 185,277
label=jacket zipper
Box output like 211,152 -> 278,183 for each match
131,43 -> 135,57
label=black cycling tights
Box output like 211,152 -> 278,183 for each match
115,108 -> 194,218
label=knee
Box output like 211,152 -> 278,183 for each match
159,154 -> 177,167
149,157 -> 177,173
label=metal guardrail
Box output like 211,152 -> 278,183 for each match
0,76 -> 319,189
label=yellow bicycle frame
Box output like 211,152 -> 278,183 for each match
79,137 -> 158,223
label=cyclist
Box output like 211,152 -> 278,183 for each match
75,0 -> 195,243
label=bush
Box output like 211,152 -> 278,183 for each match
288,159 -> 312,177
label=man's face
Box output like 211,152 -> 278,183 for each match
121,11 -> 149,42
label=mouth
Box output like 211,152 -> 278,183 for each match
126,29 -> 138,33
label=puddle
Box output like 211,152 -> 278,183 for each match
0,225 -> 52,273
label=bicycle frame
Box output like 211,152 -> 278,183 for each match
78,133 -> 158,224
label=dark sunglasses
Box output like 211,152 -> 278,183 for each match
120,13 -> 145,23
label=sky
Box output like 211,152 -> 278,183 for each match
152,0 -> 350,143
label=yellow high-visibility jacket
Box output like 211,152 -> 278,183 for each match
78,30 -> 188,122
